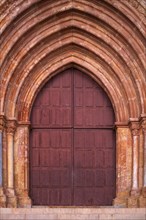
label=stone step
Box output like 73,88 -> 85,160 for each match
0,208 -> 145,220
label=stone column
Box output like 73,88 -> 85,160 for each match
139,114 -> 146,207
128,119 -> 140,207
15,121 -> 31,207
0,115 -> 6,207
6,119 -> 17,207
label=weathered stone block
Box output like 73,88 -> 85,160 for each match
139,196 -> 146,208
128,197 -> 138,208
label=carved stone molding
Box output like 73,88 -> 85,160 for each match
0,115 -> 6,132
6,119 -> 17,135
115,121 -> 129,128
140,115 -> 146,132
129,119 -> 140,136
17,121 -> 31,128
119,0 -> 146,16
131,128 -> 140,136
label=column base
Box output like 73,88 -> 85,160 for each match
18,196 -> 31,208
113,191 -> 129,207
139,195 -> 146,207
17,190 -> 32,207
128,196 -> 139,207
6,188 -> 17,207
142,187 -> 146,197
127,189 -> 141,207
0,187 -> 6,207
138,187 -> 146,207
7,195 -> 17,208
113,197 -> 127,207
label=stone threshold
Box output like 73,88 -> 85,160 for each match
0,207 -> 145,220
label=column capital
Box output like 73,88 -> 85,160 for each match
129,119 -> 140,136
6,119 -> 17,135
140,115 -> 146,131
0,115 -> 6,132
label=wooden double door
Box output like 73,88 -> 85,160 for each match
30,68 -> 116,206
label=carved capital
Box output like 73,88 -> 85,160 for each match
6,120 -> 17,135
131,128 -> 139,136
129,120 -> 140,136
140,116 -> 146,132
0,115 -> 6,131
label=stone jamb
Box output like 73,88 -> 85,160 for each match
16,121 -> 32,207
113,121 -> 130,208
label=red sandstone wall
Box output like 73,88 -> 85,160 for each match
0,0 -> 145,208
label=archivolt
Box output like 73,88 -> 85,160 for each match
0,0 -> 145,121
16,49 -> 128,122
4,35 -> 135,120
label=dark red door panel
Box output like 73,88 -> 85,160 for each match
31,69 -> 72,128
73,129 -> 115,205
30,129 -> 73,205
30,68 -> 115,206
74,69 -> 114,128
